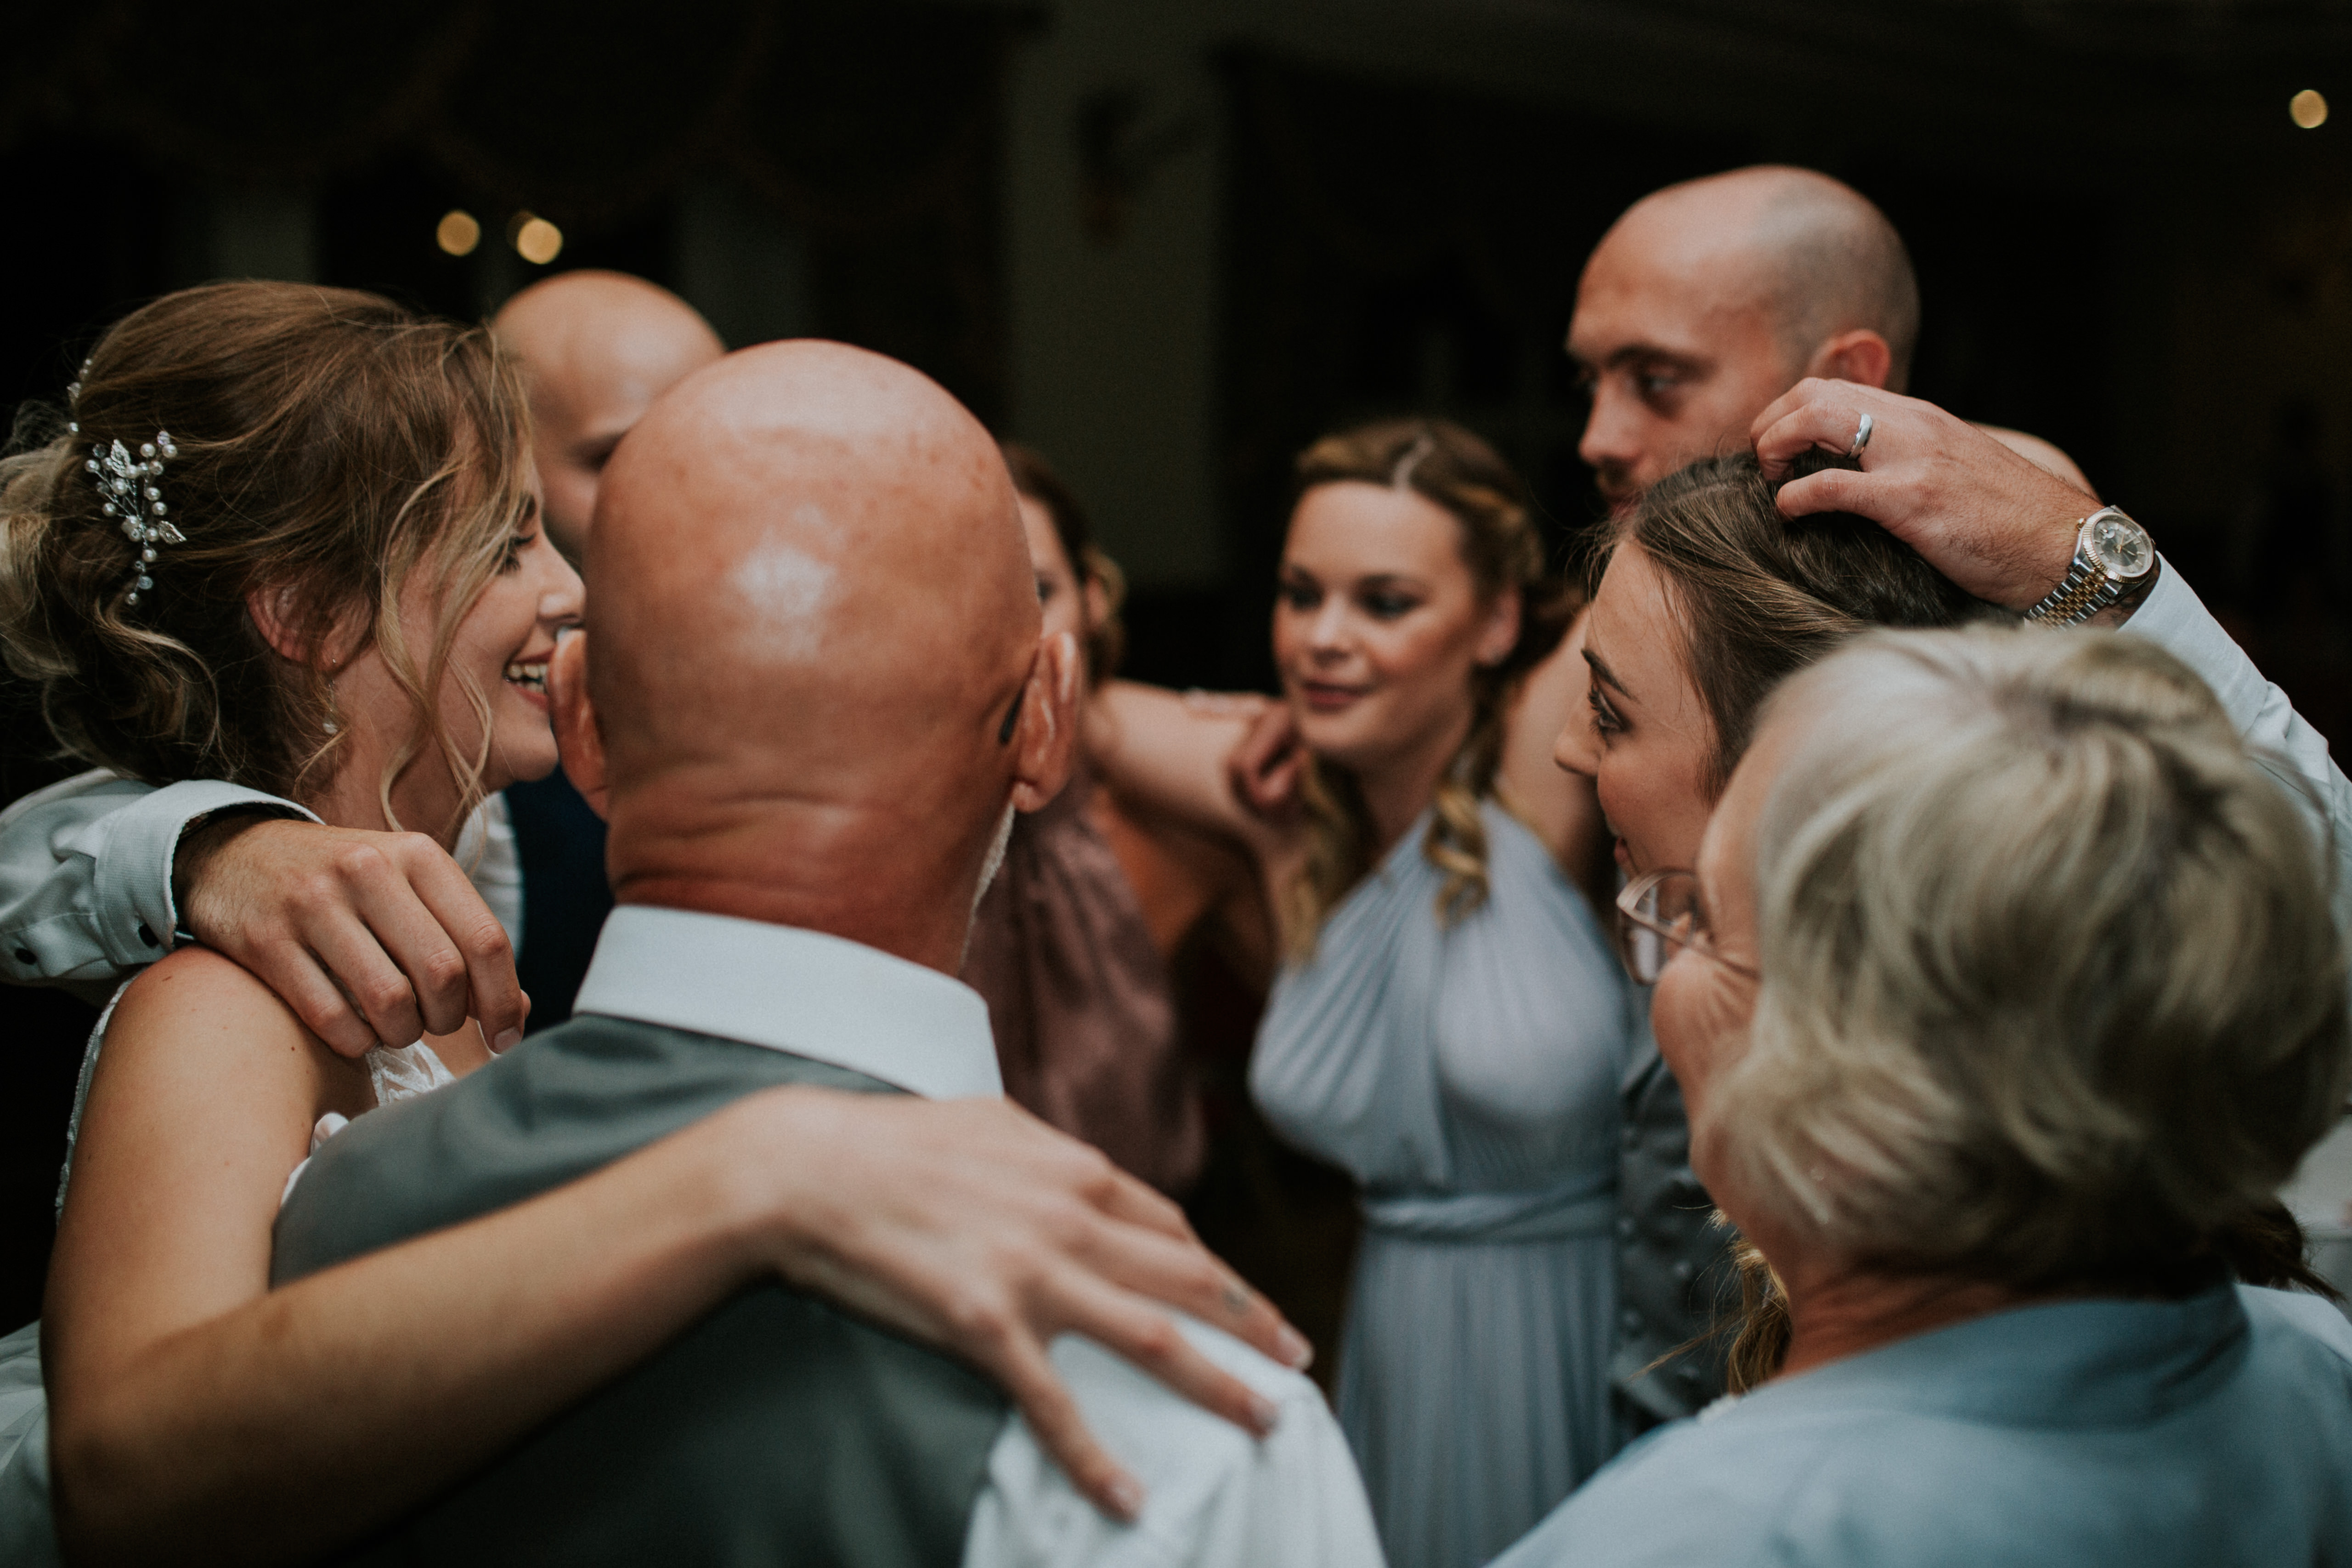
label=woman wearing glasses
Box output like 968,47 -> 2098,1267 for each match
1505,625 -> 2352,1566
1555,450 -> 2006,1426
1554,449 -> 2338,1427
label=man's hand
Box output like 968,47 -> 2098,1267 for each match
1751,379 -> 2101,615
729,1090 -> 1314,1522
173,815 -> 527,1058
1226,701 -> 1305,822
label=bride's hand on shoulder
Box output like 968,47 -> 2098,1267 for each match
701,1087 -> 1313,1522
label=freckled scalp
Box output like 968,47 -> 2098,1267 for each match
583,340 -> 1038,792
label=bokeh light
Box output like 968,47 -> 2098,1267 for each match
514,215 -> 564,265
2290,89 -> 2328,129
435,209 -> 481,256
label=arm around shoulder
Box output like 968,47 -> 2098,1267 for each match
1086,681 -> 1300,866
0,773 -> 304,985
961,1319 -> 1382,1568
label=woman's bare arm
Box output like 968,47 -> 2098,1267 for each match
1086,682 -> 1300,867
45,951 -> 1307,1567
1496,615 -> 1614,912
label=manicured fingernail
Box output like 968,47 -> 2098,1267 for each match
1249,1393 -> 1283,1434
492,1028 -> 522,1053
1277,1326 -> 1314,1370
1105,1474 -> 1146,1521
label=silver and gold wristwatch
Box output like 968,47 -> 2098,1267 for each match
2024,506 -> 2156,628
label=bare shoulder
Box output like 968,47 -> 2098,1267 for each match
104,946 -> 366,1115
113,945 -> 308,1043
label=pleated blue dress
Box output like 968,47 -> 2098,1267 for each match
1252,801 -> 1633,1568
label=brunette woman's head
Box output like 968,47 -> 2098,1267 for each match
0,281 -> 564,841
1276,416 -> 1572,951
1001,440 -> 1126,685
1560,451 -> 2005,877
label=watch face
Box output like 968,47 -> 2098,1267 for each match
2085,510 -> 2154,579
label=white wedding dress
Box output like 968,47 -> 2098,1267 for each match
0,985 -> 457,1567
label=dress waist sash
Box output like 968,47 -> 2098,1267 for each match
1360,1166 -> 1616,1244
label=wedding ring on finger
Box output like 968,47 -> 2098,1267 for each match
1847,412 -> 1874,459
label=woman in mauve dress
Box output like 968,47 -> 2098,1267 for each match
963,444 -> 1277,1194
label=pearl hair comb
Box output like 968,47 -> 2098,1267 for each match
87,432 -> 182,607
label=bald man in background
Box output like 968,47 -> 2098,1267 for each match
1568,164 -> 2091,508
494,272 -> 728,1025
274,340 -> 1378,1567
496,270 -> 728,566
1549,164 -> 2093,1436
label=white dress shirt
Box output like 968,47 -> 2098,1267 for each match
2121,558 -> 2352,940
573,905 -> 1386,1568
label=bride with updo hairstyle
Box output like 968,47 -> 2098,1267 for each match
1,282 -> 545,836
0,278 -> 575,1562
1092,416 -> 1635,1568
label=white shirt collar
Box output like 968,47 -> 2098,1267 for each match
571,905 -> 1002,1100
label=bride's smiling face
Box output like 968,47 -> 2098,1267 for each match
436,491 -> 581,791
324,470 -> 583,839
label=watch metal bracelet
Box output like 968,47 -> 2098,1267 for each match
2027,560 -> 2115,628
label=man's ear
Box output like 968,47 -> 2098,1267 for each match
1803,330 -> 1893,390
1008,630 -> 1080,814
549,629 -> 611,821
1474,586 -> 1523,669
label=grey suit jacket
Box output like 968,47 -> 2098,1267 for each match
273,1014 -> 1010,1568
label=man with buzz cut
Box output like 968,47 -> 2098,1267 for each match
1567,164 -> 2092,515
272,338 -> 1382,1567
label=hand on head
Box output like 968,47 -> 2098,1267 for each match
1752,379 -> 2103,614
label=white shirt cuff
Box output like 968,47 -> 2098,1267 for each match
90,780 -> 314,965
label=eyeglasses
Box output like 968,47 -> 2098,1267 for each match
1613,868 -> 1758,986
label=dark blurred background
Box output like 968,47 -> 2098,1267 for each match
4,0 -> 2349,1349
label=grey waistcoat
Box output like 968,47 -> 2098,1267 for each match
272,1015 -> 1010,1568
1611,1017 -> 1738,1430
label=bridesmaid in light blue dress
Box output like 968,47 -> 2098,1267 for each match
1085,416 -> 1628,1567
1233,416 -> 1631,1568
1253,799 -> 1629,1568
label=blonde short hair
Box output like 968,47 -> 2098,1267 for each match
1717,625 -> 2350,1292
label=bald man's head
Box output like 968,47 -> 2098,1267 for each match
554,340 -> 1076,970
1568,166 -> 1918,508
495,271 -> 725,563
